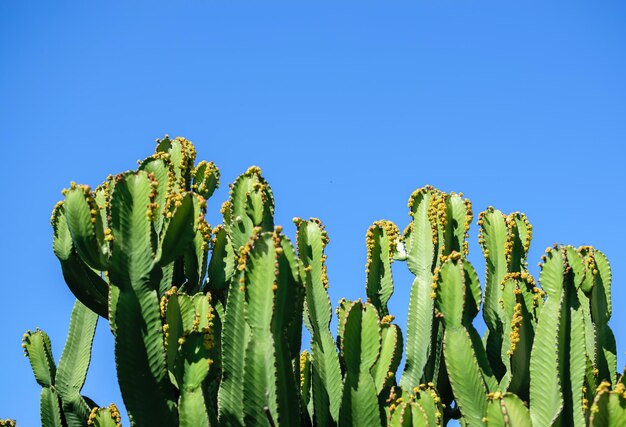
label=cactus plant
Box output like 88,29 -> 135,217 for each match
22,300 -> 99,427
8,136 -> 623,426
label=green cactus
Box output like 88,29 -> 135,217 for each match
239,229 -> 303,426
365,220 -> 401,317
434,253 -> 496,426
22,300 -> 100,427
13,137 -> 624,427
339,300 -> 383,427
160,290 -> 216,426
478,208 -> 536,391
400,188 -> 473,403
589,379 -> 626,426
86,404 -> 122,427
386,384 -> 443,426
295,218 -> 343,426
529,244 -> 618,427
483,391 -> 530,426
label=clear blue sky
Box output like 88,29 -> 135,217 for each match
1,2 -> 625,425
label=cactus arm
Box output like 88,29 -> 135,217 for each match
162,290 -> 184,388
295,218 -> 343,425
436,255 -> 496,423
86,404 -> 122,427
500,393 -> 532,426
138,155 -> 173,237
178,388 -> 208,427
436,256 -> 495,394
161,292 -> 214,427
413,385 -> 444,426
561,247 -> 596,426
530,247 -> 564,427
272,233 -> 305,426
410,403 -> 430,427
107,281 -> 119,336
442,193 -> 471,256
63,183 -> 110,271
226,167 -> 275,250
239,230 -> 303,426
205,225 -> 236,295
590,250 -> 617,385
507,213 -> 532,273
276,234 -> 305,363
176,333 -> 211,427
299,350 -> 313,416
372,322 -> 403,395
435,256 -> 466,329
22,329 -> 64,427
463,259 -> 482,323
365,220 -> 400,317
485,392 -> 531,426
478,208 -> 508,380
113,290 -> 176,425
241,231 -> 276,426
498,275 -> 538,399
388,402 -> 410,427
532,289 -> 565,426
108,171 -> 177,426
182,201 -> 211,294
52,203 -> 109,318
155,136 -> 196,191
55,300 -> 99,426
217,272 -> 248,426
59,253 -> 109,319
22,329 -> 56,388
40,387 -> 64,427
568,290 -> 588,427
443,328 -> 488,426
401,188 -> 437,392
51,201 -> 74,260
157,193 -> 197,266
192,160 -> 220,200
576,250 -> 599,394
589,382 -> 626,426
108,172 -> 156,291
339,301 -> 383,427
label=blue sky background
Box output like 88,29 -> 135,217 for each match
1,2 -> 625,425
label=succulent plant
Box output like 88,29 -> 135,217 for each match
8,137 -> 621,426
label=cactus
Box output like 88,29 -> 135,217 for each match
10,137 -> 624,426
237,229 -> 303,426
529,245 -> 618,427
339,300 -> 383,427
87,404 -> 122,427
386,384 -> 444,426
295,218 -> 343,426
478,208 -> 538,396
589,379 -> 626,426
483,391 -> 531,426
22,300 -> 100,427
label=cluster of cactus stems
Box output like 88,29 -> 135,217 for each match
9,136 -> 624,426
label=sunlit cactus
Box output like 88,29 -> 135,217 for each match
87,404 -> 122,427
22,301 -> 99,427
8,136 -> 623,426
